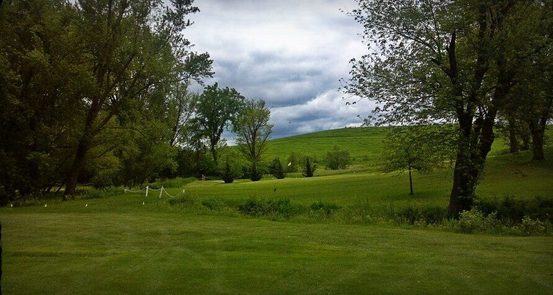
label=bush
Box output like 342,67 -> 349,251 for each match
222,161 -> 235,183
269,158 -> 286,179
520,216 -> 547,235
249,165 -> 264,181
286,152 -> 302,172
310,201 -> 340,216
81,187 -> 122,199
458,209 -> 498,233
394,206 -> 448,225
302,157 -> 316,177
476,196 -> 553,223
238,199 -> 303,219
168,195 -> 194,206
201,198 -> 227,210
159,177 -> 196,188
325,146 -> 351,170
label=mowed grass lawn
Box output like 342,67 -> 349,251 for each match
2,207 -> 553,295
185,148 -> 553,207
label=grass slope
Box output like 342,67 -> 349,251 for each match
265,127 -> 387,168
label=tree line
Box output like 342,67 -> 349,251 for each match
0,0 -> 272,204
346,0 -> 553,216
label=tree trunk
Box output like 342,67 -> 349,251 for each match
210,144 -> 218,167
507,117 -> 519,153
448,111 -> 497,217
64,99 -> 99,199
448,151 -> 478,216
408,164 -> 414,195
529,120 -> 545,161
64,134 -> 91,199
521,131 -> 530,151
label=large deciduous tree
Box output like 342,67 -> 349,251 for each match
0,0 -> 81,203
235,99 -> 272,181
0,0 -> 212,202
346,0 -> 550,216
189,83 -> 245,166
63,0 -> 208,197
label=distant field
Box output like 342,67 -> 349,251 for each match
265,127 -> 388,168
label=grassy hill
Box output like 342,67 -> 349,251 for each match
265,127 -> 388,168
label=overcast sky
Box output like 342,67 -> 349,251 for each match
186,0 -> 373,138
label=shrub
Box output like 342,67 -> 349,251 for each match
302,157 -> 316,177
457,209 -> 498,233
238,199 -> 302,219
520,216 -> 547,235
249,165 -> 263,181
81,187 -> 122,199
201,198 -> 226,210
222,161 -> 235,183
476,196 -> 553,223
286,152 -> 301,172
394,206 -> 447,225
310,201 -> 340,216
159,177 -> 196,188
269,158 -> 286,179
325,146 -> 351,170
168,195 -> 194,206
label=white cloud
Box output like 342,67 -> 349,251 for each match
185,0 -> 368,137
269,90 -> 376,138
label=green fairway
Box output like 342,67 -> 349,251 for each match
2,205 -> 552,295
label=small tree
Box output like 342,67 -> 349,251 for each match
222,161 -> 234,183
234,99 -> 272,181
383,126 -> 454,195
269,158 -> 286,179
325,146 -> 351,170
302,157 -> 316,177
286,152 -> 301,172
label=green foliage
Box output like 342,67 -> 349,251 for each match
0,0 -> 82,202
302,157 -> 316,177
285,152 -> 301,172
269,158 -> 286,179
158,177 -> 196,188
201,198 -> 227,211
310,201 -> 340,216
383,126 -> 455,173
325,146 -> 351,170
235,99 -> 272,181
189,83 -> 245,165
476,196 -> 553,223
520,216 -> 547,235
383,126 -> 455,194
238,199 -> 303,219
248,163 -> 266,182
167,195 -> 195,206
393,206 -> 448,225
347,0 -> 552,215
0,0 -> 213,200
222,161 -> 235,183
458,209 -> 499,234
